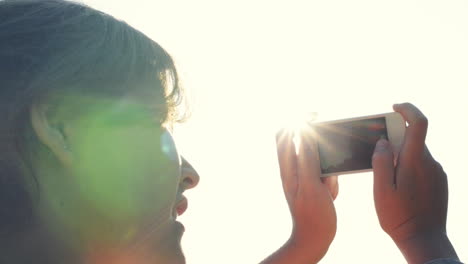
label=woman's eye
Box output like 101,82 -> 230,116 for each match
160,131 -> 179,163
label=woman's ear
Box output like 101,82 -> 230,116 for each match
30,102 -> 73,168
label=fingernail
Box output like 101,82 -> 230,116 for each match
375,139 -> 389,152
276,129 -> 285,143
276,128 -> 292,142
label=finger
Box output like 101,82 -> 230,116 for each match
372,139 -> 395,194
393,103 -> 428,155
321,175 -> 339,201
276,129 -> 298,197
297,127 -> 322,188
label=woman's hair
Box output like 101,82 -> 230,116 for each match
0,0 -> 186,237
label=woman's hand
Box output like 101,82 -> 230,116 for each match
261,128 -> 338,264
372,103 -> 459,264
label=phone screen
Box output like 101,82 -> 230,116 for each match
314,117 -> 388,174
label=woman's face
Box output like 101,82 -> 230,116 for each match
34,93 -> 199,263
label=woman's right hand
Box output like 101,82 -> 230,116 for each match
372,103 -> 459,264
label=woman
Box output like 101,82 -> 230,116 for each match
0,1 -> 201,263
0,1 -> 459,264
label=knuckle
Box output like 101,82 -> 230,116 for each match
401,102 -> 412,108
415,115 -> 428,129
434,161 -> 446,174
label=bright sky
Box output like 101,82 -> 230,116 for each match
84,1 -> 467,263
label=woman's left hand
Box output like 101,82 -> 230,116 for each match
261,128 -> 338,264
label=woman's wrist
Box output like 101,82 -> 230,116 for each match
260,234 -> 330,264
286,233 -> 331,264
393,231 -> 459,264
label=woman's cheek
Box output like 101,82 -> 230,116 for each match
75,127 -> 178,218
41,126 -> 179,245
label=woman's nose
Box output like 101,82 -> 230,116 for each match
180,157 -> 200,190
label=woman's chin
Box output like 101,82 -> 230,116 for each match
140,220 -> 186,264
155,221 -> 186,263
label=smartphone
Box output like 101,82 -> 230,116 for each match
311,112 -> 405,177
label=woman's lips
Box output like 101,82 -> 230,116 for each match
176,197 -> 188,216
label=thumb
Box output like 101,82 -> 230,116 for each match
372,139 -> 395,194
